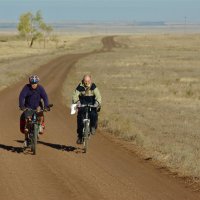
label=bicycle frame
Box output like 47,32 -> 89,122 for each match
23,104 -> 53,155
26,109 -> 42,155
78,104 -> 97,153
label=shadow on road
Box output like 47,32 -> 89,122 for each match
0,140 -> 77,154
38,141 -> 77,152
0,143 -> 23,153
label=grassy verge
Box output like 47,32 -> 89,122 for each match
63,33 -> 200,179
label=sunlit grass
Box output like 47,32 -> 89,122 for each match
63,33 -> 200,178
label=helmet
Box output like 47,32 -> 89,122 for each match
29,75 -> 40,84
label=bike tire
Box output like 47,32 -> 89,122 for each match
32,124 -> 38,155
83,122 -> 90,153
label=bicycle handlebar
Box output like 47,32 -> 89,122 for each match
77,104 -> 97,108
20,104 -> 53,112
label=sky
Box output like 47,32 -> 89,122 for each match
0,0 -> 199,23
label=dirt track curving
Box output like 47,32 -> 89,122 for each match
0,36 -> 200,200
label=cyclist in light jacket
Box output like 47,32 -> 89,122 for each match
72,74 -> 102,144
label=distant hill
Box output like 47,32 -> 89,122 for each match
0,21 -> 167,30
0,21 -> 200,33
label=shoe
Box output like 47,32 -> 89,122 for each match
39,125 -> 43,134
23,138 -> 30,148
91,127 -> 96,135
23,140 -> 27,148
76,137 -> 83,145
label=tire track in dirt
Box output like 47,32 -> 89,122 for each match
0,36 -> 200,200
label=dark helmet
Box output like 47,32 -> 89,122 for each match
29,75 -> 40,84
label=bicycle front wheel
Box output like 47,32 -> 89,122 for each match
32,124 -> 38,155
83,122 -> 90,153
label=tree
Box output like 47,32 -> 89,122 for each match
40,22 -> 53,48
17,12 -> 33,46
18,10 -> 53,48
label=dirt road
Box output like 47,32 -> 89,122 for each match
0,36 -> 199,200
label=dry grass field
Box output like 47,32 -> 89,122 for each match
0,34 -> 103,61
0,34 -> 103,91
1,32 -> 200,180
63,34 -> 200,179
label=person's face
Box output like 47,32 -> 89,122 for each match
31,83 -> 38,89
84,77 -> 91,87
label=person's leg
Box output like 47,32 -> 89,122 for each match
76,110 -> 84,144
37,111 -> 45,134
90,109 -> 98,134
23,110 -> 31,138
23,110 -> 33,146
20,112 -> 26,136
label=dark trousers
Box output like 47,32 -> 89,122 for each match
20,110 -> 44,134
20,110 -> 34,133
77,108 -> 98,137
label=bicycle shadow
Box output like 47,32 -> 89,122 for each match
37,141 -> 77,152
1,141 -> 82,154
15,140 -> 78,153
0,143 -> 23,153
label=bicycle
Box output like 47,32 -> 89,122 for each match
77,104 -> 97,153
22,104 -> 53,155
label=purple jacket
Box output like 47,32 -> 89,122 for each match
19,84 -> 49,109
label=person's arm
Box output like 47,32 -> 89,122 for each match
19,85 -> 28,109
40,86 -> 49,108
72,89 -> 80,104
94,87 -> 102,105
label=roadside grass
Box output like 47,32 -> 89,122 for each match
63,33 -> 200,179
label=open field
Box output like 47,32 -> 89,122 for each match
0,34 -> 103,61
1,33 -> 200,199
63,33 -> 200,179
1,32 -> 200,183
0,34 -> 103,91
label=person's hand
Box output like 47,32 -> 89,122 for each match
76,101 -> 81,107
94,101 -> 99,107
36,107 -> 41,113
20,107 -> 26,111
94,101 -> 101,112
44,106 -> 50,112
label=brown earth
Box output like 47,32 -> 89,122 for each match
0,36 -> 200,200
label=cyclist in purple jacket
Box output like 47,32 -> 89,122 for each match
19,75 -> 50,146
